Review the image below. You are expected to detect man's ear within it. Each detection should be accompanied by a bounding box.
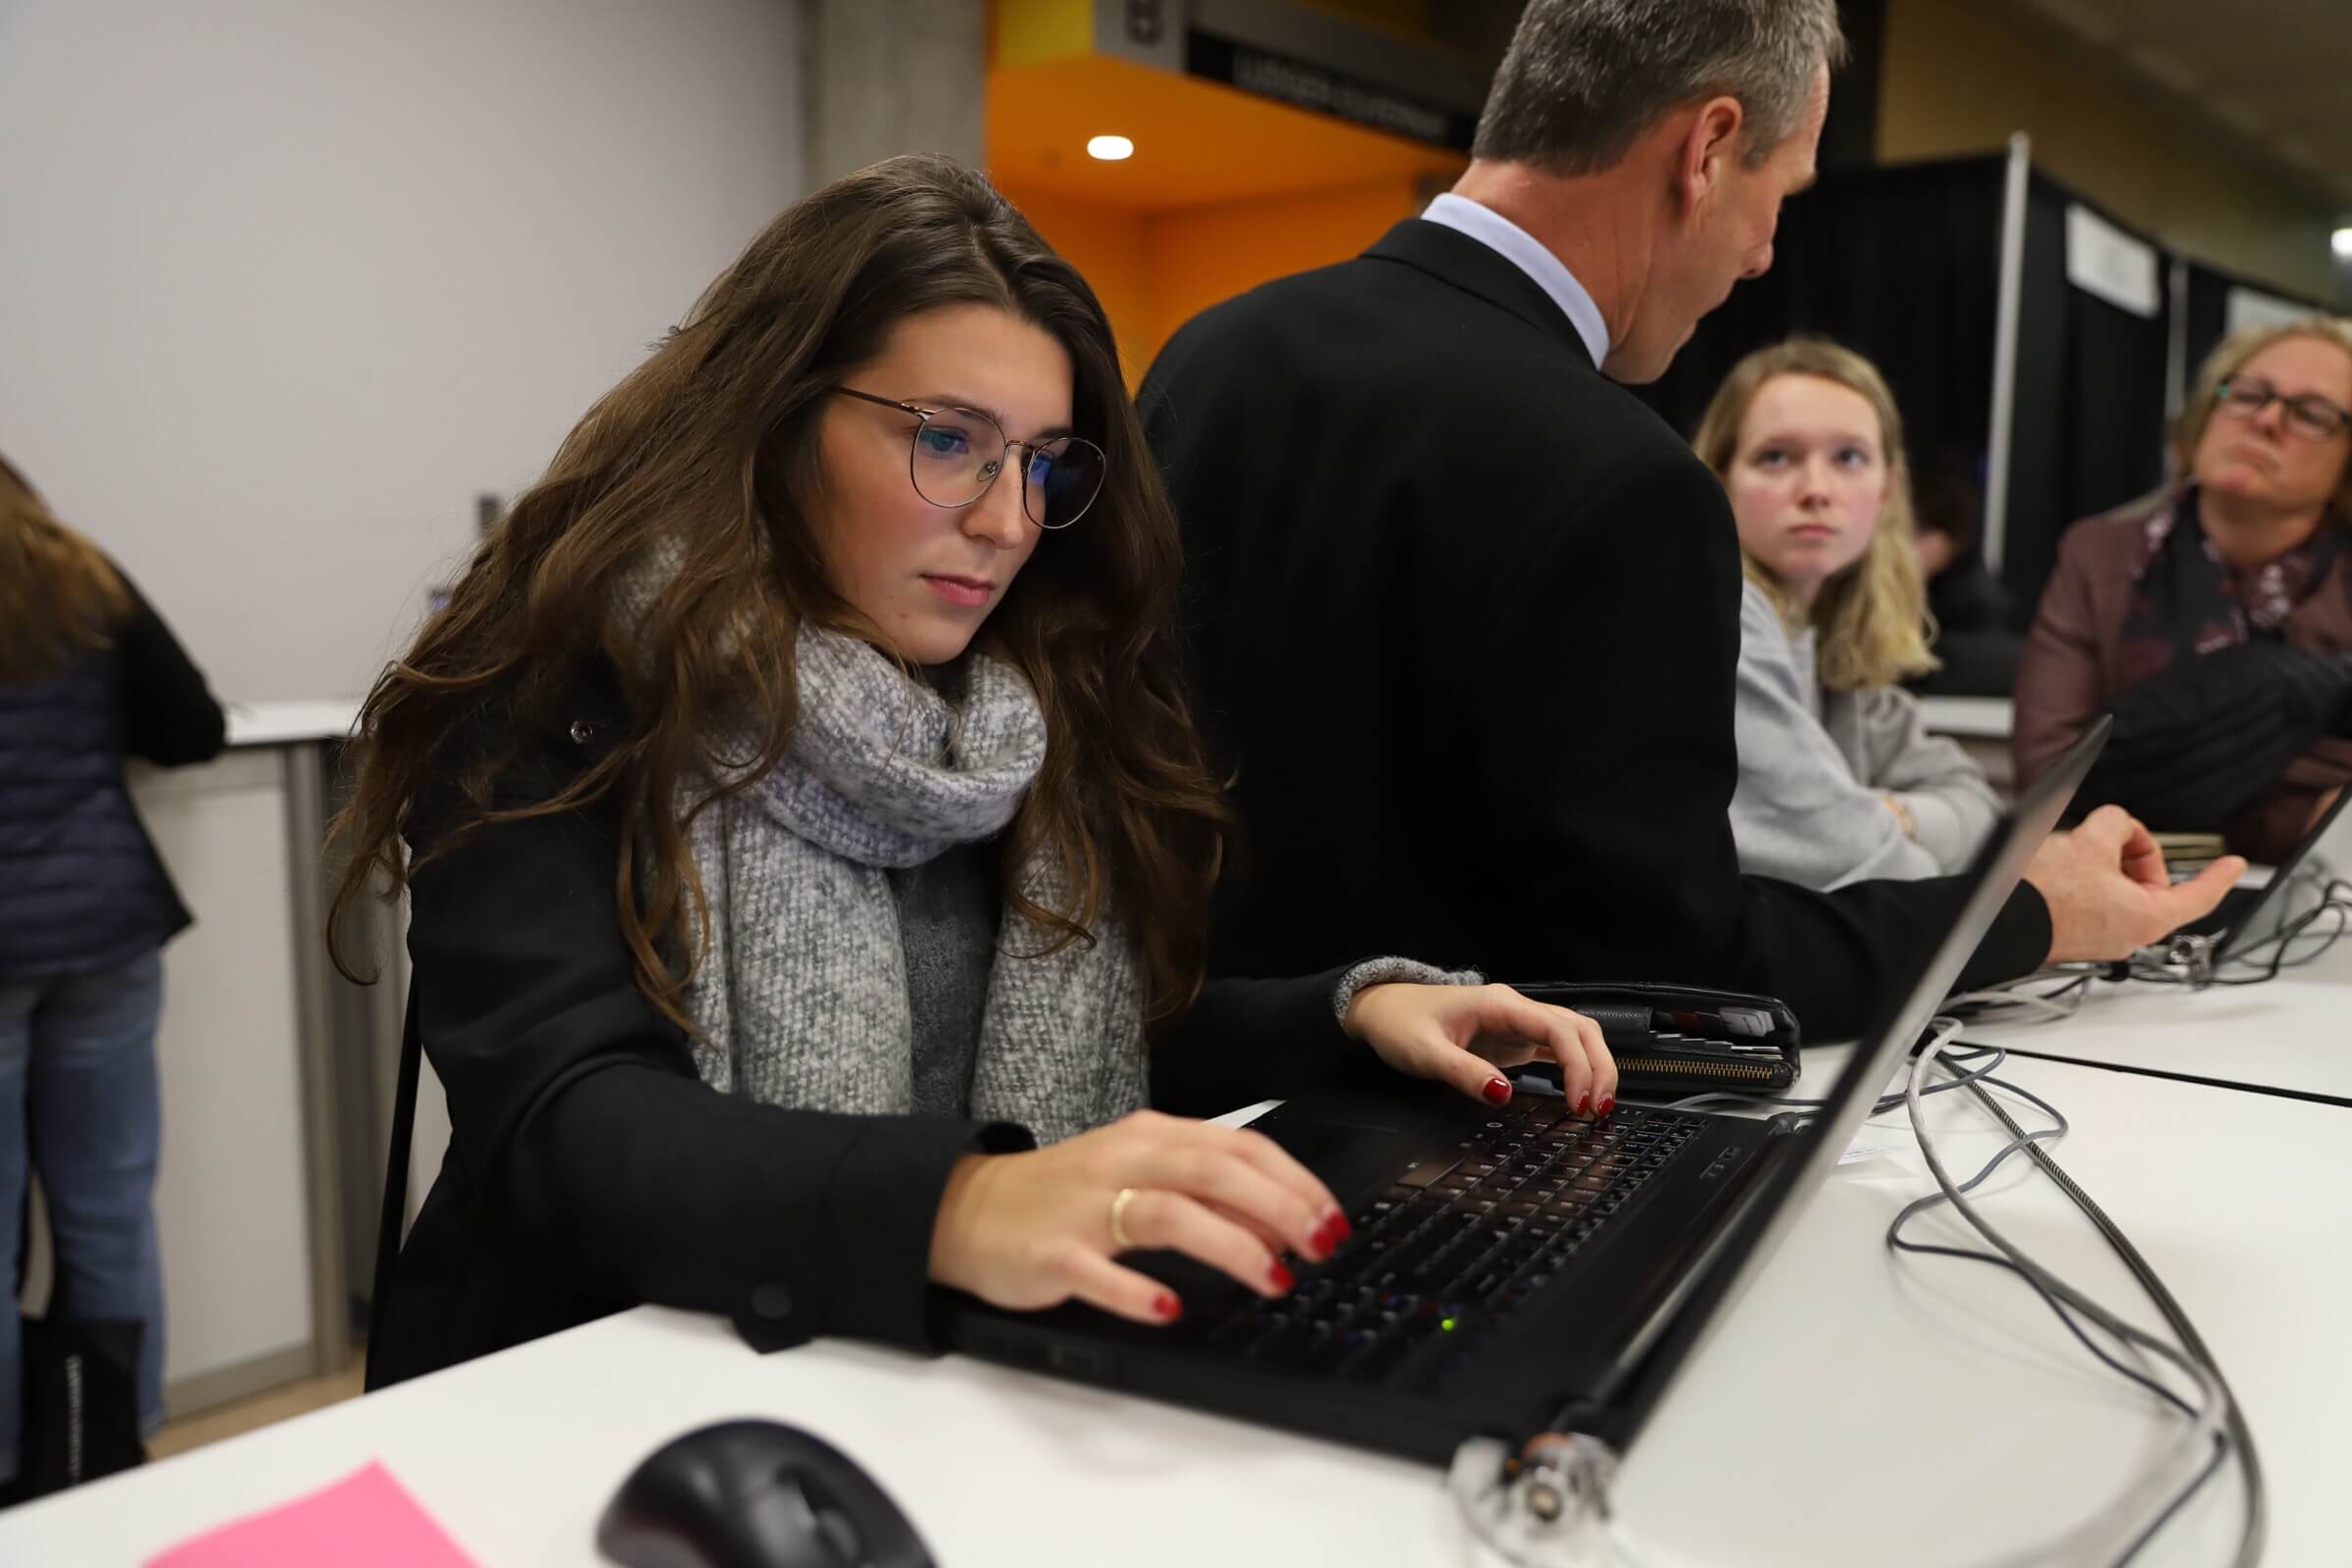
[1676,94,1747,218]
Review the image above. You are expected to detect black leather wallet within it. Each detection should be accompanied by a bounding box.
[1507,980,1801,1098]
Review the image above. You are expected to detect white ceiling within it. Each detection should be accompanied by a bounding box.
[2011,0,2352,208]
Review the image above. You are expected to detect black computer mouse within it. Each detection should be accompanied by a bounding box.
[596,1418,937,1568]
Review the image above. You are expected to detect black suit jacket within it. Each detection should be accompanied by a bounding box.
[367,662,1374,1389]
[1140,219,2050,1040]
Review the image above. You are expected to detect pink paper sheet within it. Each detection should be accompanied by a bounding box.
[146,1460,478,1568]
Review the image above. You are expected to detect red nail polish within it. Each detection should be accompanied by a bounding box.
[1578,1092,1592,1115]
[1311,1212,1350,1256]
[1267,1261,1296,1294]
[1153,1291,1182,1321]
[1483,1076,1512,1105]
[1599,1095,1616,1117]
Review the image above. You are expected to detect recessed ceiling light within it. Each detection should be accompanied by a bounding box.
[1087,135,1134,162]
[2332,226,2352,260]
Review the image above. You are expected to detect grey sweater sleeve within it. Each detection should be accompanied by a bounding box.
[1728,582,1943,889]
[1834,684,2002,875]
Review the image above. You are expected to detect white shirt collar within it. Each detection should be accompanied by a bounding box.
[1419,192,1612,369]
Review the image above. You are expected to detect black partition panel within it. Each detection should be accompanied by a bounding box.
[2001,174,2172,625]
[1634,156,2002,466]
[1630,157,2006,621]
[1626,156,2186,634]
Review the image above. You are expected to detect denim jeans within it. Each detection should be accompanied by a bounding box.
[0,952,168,1482]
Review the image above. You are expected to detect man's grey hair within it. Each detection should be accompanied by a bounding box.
[1472,0,1846,175]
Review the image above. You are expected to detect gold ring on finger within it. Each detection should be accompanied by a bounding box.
[1109,1186,1141,1250]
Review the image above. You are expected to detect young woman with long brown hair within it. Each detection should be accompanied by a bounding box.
[1692,338,1999,890]
[335,156,1615,1387]
[1,453,224,1498]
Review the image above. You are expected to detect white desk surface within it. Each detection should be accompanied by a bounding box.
[3,1054,2340,1567]
[1915,695,2014,740]
[1966,918,2352,1102]
[222,698,361,749]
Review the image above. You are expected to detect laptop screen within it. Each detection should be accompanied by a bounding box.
[1762,714,2109,1226]
[1593,714,2111,1447]
[2213,780,2352,961]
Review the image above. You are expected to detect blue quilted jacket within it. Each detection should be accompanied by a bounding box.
[0,567,224,982]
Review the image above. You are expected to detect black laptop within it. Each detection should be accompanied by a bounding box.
[945,719,2110,1466]
[2175,781,2352,960]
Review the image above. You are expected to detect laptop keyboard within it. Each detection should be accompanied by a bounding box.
[1199,1099,1706,1392]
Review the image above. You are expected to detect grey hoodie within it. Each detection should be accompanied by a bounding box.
[1729,581,1999,890]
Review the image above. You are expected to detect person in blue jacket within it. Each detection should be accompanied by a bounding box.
[0,451,225,1497]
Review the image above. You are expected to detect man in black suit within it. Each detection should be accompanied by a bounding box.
[1142,0,2237,1041]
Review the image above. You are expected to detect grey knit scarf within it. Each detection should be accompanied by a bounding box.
[679,626,1145,1145]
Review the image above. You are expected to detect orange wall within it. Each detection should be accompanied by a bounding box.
[993,179,1152,384]
[1002,177,1428,386]
[1143,178,1423,367]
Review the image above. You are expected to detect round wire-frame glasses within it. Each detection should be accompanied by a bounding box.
[833,387,1107,529]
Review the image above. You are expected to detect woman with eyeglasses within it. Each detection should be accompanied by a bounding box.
[2015,318,2352,860]
[337,156,1615,1389]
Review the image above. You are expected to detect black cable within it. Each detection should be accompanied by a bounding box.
[2126,884,2352,989]
[1700,1053,2212,1424]
[1885,1052,2259,1562]
[1886,1076,2201,1424]
[1946,1063,2266,1565]
[1683,1044,2166,1416]
[1941,967,2099,1022]
[1945,884,2352,1020]
[2116,1435,2230,1568]
[2211,894,2349,980]
[1864,1045,2004,1115]
[1695,1029,2265,1559]
[1896,1236,2202,1424]
[1894,1054,2238,1562]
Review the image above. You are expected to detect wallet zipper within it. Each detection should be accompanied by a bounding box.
[1614,1055,1784,1083]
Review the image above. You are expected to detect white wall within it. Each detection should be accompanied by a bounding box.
[0,0,804,702]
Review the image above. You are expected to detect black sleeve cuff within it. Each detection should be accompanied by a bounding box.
[732,1118,1035,1355]
[1956,882,2055,992]
[1150,962,1371,1116]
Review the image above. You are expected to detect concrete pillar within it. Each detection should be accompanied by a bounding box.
[801,0,988,187]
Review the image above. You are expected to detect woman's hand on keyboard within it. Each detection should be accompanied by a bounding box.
[1345,983,1618,1116]
[926,1110,1347,1326]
